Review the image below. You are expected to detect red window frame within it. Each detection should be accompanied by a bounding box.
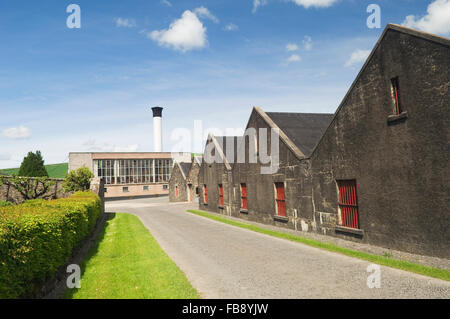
[240,183,247,210]
[203,185,208,204]
[175,186,178,197]
[274,182,286,217]
[391,77,403,115]
[219,184,224,206]
[337,180,360,229]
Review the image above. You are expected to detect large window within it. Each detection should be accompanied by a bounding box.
[94,159,172,185]
[96,160,115,185]
[155,159,172,182]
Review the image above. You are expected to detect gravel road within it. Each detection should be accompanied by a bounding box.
[106,198,449,299]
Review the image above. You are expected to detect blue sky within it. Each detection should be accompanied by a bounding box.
[0,0,449,168]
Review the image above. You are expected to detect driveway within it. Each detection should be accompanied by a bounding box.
[106,198,450,299]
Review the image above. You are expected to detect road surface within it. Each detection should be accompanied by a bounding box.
[106,197,449,299]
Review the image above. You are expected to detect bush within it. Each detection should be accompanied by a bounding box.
[0,192,101,299]
[63,166,94,193]
[0,201,12,207]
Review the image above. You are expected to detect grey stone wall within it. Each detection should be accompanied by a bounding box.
[169,164,188,202]
[310,28,450,258]
[187,161,200,202]
[0,177,69,204]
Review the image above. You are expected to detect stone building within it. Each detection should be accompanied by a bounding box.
[197,24,450,258]
[198,135,238,214]
[308,24,450,258]
[169,156,202,203]
[187,156,201,202]
[198,109,333,227]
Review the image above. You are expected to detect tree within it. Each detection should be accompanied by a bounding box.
[18,151,48,177]
[0,175,56,202]
[63,166,94,193]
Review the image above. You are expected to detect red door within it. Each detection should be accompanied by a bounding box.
[275,182,286,217]
[337,180,359,229]
[241,184,247,210]
[219,184,224,206]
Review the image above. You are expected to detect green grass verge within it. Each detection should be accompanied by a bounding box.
[66,213,199,299]
[0,163,68,179]
[187,209,450,282]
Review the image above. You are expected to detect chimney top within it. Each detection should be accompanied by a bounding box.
[152,106,163,118]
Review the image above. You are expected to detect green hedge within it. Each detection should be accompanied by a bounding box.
[0,192,101,298]
[0,201,12,207]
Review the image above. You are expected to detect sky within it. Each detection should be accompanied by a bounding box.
[0,0,449,168]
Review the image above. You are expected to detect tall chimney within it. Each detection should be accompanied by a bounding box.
[152,107,163,152]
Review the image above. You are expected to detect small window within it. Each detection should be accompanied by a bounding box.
[143,186,149,191]
[104,188,108,193]
[203,185,208,204]
[391,77,403,115]
[240,183,247,210]
[163,184,168,190]
[337,180,360,229]
[195,187,199,195]
[218,184,224,207]
[123,187,129,193]
[274,182,286,217]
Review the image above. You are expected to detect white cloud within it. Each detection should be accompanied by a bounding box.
[224,23,239,31]
[345,49,371,67]
[303,36,313,50]
[2,125,31,139]
[286,54,302,64]
[161,0,172,7]
[253,0,268,13]
[402,0,450,35]
[149,10,207,52]
[194,7,219,23]
[286,43,300,52]
[115,18,137,28]
[290,0,338,8]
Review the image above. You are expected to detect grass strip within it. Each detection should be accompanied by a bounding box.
[66,213,199,299]
[187,209,450,282]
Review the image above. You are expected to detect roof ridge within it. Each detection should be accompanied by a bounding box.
[387,24,450,46]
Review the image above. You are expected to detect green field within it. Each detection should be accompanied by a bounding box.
[66,213,199,299]
[0,163,68,179]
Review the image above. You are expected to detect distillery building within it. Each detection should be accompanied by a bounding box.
[69,107,190,199]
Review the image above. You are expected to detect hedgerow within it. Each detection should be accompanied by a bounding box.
[0,192,101,299]
[0,201,12,207]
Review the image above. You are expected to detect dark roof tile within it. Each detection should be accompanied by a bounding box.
[266,112,334,157]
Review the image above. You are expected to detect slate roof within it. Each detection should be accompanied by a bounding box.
[265,112,334,157]
[178,162,192,179]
